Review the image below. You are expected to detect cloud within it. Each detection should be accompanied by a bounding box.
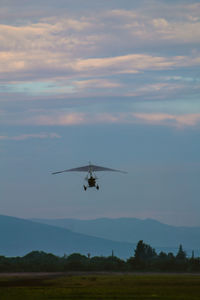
[135,2,200,22]
[1,112,125,126]
[0,133,61,141]
[151,18,200,43]
[0,51,172,79]
[133,113,200,127]
[73,79,121,89]
[0,8,200,84]
[34,113,86,126]
[127,82,181,95]
[10,112,200,128]
[107,6,200,44]
[33,112,131,126]
[73,54,178,73]
[0,1,200,126]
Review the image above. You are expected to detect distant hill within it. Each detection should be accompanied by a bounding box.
[32,217,200,255]
[0,215,135,258]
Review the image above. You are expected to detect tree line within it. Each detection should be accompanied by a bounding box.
[0,240,200,272]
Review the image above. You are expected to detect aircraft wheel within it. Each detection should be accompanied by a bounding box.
[96,185,99,190]
[83,185,87,191]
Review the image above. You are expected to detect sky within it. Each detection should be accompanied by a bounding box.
[1,0,200,226]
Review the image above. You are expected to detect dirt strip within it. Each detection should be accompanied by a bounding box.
[1,271,200,278]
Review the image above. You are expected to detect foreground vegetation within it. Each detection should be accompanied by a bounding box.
[0,240,200,273]
[1,273,200,299]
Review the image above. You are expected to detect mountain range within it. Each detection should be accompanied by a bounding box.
[0,215,134,258]
[1,214,200,258]
[32,217,200,256]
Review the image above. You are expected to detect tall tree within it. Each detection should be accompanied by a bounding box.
[134,240,157,261]
[176,244,186,260]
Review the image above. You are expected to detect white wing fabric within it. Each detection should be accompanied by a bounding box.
[52,164,127,174]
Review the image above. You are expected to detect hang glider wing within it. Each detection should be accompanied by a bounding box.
[89,164,127,173]
[52,164,127,174]
[52,165,92,174]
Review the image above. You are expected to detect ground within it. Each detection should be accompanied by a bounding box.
[0,272,200,299]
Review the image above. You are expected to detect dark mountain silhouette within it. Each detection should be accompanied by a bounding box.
[32,217,200,254]
[0,215,135,258]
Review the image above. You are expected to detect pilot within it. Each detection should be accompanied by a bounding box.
[88,176,95,186]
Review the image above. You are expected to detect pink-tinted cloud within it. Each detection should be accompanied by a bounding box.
[13,112,200,128]
[1,50,191,81]
[21,112,123,126]
[133,113,200,127]
[73,54,193,75]
[73,79,121,89]
[0,10,200,83]
[34,113,87,126]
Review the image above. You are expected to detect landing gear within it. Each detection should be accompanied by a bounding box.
[83,184,99,190]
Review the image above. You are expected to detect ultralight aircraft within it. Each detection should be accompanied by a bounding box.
[52,163,126,190]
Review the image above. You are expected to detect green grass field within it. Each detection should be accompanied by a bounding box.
[0,273,200,300]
